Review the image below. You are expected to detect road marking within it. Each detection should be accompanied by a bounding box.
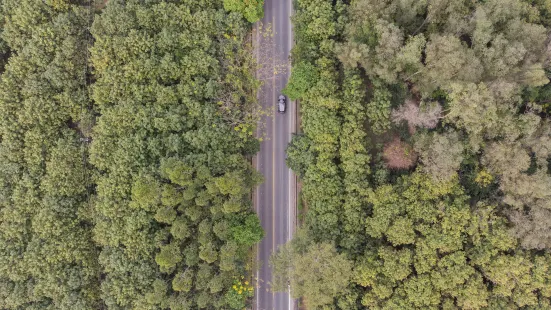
[271,14,277,307]
[253,21,261,310]
[286,0,294,309]
[254,1,296,309]
[287,0,295,308]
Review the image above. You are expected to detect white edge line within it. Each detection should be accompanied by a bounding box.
[288,0,294,308]
[253,22,261,310]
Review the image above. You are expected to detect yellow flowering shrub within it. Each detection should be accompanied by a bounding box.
[475,169,494,188]
[225,276,254,309]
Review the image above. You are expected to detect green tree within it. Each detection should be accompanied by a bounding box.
[0,1,100,308]
[343,0,549,95]
[156,243,182,269]
[224,0,264,22]
[482,141,551,209]
[89,1,263,308]
[366,84,392,134]
[359,173,551,308]
[271,241,353,309]
[286,134,316,178]
[172,270,195,292]
[230,213,264,246]
[284,0,551,308]
[414,130,464,181]
[283,61,319,100]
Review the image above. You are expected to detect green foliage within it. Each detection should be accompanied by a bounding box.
[343,0,549,95]
[286,134,316,178]
[155,243,182,269]
[279,0,551,308]
[88,1,262,309]
[230,213,264,246]
[271,240,354,308]
[0,1,262,309]
[224,277,254,309]
[145,279,168,306]
[131,175,161,210]
[359,174,551,308]
[292,0,346,61]
[284,0,362,247]
[524,0,551,27]
[414,130,465,182]
[339,70,372,251]
[171,216,191,240]
[172,269,194,292]
[160,158,193,187]
[283,61,319,100]
[0,1,100,308]
[224,0,264,22]
[482,140,551,210]
[523,82,551,113]
[366,83,392,134]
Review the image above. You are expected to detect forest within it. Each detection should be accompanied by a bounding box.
[274,0,551,309]
[0,0,264,309]
[2,0,551,309]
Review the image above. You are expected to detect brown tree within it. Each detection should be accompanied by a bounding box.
[509,207,551,250]
[392,99,442,133]
[382,137,417,169]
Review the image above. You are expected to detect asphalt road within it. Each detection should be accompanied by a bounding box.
[253,0,296,309]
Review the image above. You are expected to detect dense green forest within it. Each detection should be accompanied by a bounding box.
[4,0,551,309]
[0,0,264,309]
[275,0,551,309]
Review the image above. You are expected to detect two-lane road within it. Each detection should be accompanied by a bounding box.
[253,0,296,309]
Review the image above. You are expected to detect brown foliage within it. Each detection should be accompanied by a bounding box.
[94,0,109,10]
[392,99,442,133]
[382,137,417,169]
[509,207,551,250]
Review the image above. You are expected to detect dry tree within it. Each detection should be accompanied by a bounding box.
[391,99,442,133]
[382,137,417,169]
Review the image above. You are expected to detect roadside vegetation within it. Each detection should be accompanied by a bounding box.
[0,0,264,309]
[273,0,551,309]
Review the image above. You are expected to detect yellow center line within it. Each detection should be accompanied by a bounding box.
[271,14,277,308]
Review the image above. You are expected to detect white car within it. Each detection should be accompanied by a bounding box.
[278,95,286,113]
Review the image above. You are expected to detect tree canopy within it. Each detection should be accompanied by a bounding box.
[0,1,99,308]
[279,0,551,308]
[90,1,262,308]
[0,0,263,309]
[223,0,264,22]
